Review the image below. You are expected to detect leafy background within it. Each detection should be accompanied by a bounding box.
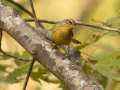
[0,0,120,90]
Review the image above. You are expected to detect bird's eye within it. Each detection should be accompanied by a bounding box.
[65,19,75,25]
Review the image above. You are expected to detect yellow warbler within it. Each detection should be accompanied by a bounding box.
[51,19,75,45]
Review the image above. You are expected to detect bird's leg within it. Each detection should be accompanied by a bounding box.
[63,45,81,65]
[61,45,71,59]
[51,44,74,60]
[51,42,58,49]
[51,44,70,59]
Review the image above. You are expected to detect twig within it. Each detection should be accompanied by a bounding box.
[23,0,43,89]
[76,22,120,33]
[29,0,44,28]
[25,18,120,33]
[23,58,35,90]
[0,29,2,49]
[6,0,33,17]
[0,29,29,62]
[0,49,30,62]
[6,0,44,28]
[6,0,120,33]
[25,19,58,24]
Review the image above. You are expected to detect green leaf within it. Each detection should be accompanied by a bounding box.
[14,51,32,66]
[81,62,107,88]
[105,32,120,36]
[5,63,30,83]
[0,65,8,71]
[0,65,10,82]
[95,50,120,81]
[0,71,6,82]
[31,64,60,83]
[4,0,24,13]
[0,53,11,60]
[106,16,120,28]
[21,51,32,59]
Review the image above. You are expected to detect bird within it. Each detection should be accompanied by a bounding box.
[51,19,75,45]
[51,19,81,60]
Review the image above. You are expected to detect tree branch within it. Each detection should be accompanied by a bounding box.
[25,18,120,33]
[0,1,103,90]
[6,0,33,17]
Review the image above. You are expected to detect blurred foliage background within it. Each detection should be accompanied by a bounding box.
[0,0,120,90]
